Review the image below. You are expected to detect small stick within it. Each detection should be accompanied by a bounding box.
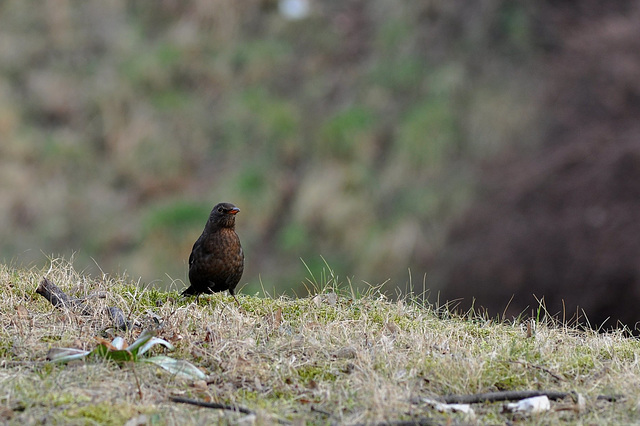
[597,394,624,402]
[169,396,254,415]
[353,420,438,426]
[505,360,565,382]
[170,397,291,425]
[440,390,570,404]
[128,362,143,400]
[310,406,332,416]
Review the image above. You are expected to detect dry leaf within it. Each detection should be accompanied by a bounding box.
[273,307,282,327]
[334,347,357,359]
[0,406,14,421]
[204,327,217,343]
[385,321,400,335]
[312,293,338,307]
[95,337,123,351]
[191,380,208,390]
[325,292,337,306]
[16,305,29,318]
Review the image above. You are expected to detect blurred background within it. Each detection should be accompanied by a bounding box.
[1,0,639,329]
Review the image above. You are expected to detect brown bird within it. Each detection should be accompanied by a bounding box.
[182,202,244,306]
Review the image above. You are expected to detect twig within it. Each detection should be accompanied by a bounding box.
[310,405,332,416]
[78,291,109,300]
[128,362,143,400]
[597,394,624,402]
[505,360,565,382]
[169,396,254,415]
[440,390,570,404]
[353,420,439,426]
[169,396,292,425]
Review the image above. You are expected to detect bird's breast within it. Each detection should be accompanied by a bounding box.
[200,229,241,267]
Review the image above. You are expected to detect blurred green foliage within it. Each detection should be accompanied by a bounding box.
[0,0,542,295]
[320,106,375,160]
[143,201,210,238]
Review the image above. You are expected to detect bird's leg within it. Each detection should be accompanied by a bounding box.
[230,290,241,307]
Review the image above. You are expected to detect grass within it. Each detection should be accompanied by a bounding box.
[1,259,639,424]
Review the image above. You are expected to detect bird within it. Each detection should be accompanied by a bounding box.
[182,202,244,306]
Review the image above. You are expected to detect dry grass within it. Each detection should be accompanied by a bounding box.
[1,259,640,425]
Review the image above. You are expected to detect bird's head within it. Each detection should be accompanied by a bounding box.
[208,202,240,228]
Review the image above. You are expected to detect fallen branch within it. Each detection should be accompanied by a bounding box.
[36,277,130,330]
[36,277,92,315]
[441,390,571,404]
[107,306,130,331]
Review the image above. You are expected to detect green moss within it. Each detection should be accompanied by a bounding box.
[296,365,337,383]
[610,341,640,362]
[16,388,91,407]
[506,338,539,361]
[236,388,260,402]
[461,323,492,339]
[34,362,58,380]
[570,354,597,373]
[487,366,529,390]
[390,314,421,332]
[63,402,142,425]
[314,306,340,323]
[0,339,14,358]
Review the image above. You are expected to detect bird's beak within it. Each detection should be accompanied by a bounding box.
[229,207,240,215]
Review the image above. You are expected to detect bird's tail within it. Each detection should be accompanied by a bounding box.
[181,286,197,296]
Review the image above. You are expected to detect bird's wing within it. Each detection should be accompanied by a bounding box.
[188,235,204,268]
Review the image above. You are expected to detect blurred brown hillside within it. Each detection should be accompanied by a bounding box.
[0,0,543,294]
[435,1,640,331]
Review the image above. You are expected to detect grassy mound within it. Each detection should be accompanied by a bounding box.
[1,259,638,424]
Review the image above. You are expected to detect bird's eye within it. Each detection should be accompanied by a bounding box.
[217,207,224,213]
